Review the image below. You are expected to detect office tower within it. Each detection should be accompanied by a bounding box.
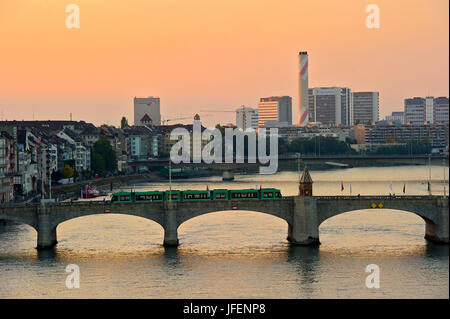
[433,97,449,124]
[259,96,292,124]
[404,96,449,125]
[351,92,379,125]
[236,106,258,130]
[298,51,309,127]
[404,97,426,125]
[308,87,351,126]
[134,96,161,126]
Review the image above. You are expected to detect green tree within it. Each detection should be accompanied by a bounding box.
[61,164,74,178]
[92,138,117,174]
[120,116,128,128]
[91,152,106,175]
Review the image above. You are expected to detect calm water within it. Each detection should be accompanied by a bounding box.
[0,166,448,298]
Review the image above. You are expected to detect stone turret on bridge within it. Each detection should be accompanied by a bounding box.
[287,167,320,245]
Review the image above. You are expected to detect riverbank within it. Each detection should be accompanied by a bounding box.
[51,172,163,200]
[49,159,444,199]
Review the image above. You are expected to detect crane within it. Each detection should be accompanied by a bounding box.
[200,105,254,130]
[161,114,212,125]
[161,116,192,125]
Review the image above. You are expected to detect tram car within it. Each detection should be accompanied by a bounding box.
[110,188,282,203]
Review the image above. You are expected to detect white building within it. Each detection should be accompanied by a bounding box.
[134,96,161,126]
[236,106,258,130]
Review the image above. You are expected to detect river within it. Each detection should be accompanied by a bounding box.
[0,165,448,298]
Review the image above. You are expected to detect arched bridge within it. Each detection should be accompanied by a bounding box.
[0,195,448,249]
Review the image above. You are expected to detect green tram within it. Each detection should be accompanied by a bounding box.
[110,188,282,203]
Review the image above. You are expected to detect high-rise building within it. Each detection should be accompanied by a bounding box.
[433,97,449,124]
[298,52,309,127]
[259,96,292,124]
[134,97,161,126]
[308,87,351,127]
[404,97,426,125]
[257,101,279,127]
[236,106,258,130]
[351,92,379,125]
[404,96,449,125]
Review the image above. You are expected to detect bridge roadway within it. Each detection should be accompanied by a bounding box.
[0,195,448,249]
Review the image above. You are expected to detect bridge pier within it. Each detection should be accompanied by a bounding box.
[287,197,320,246]
[163,201,179,246]
[424,197,449,244]
[36,206,57,250]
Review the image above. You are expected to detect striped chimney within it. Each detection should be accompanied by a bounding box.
[298,51,309,127]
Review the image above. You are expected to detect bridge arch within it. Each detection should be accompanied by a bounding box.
[176,207,292,228]
[51,210,165,230]
[54,213,164,247]
[317,207,436,228]
[0,211,37,231]
[177,209,289,244]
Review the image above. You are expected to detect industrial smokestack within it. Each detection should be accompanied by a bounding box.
[298,51,309,127]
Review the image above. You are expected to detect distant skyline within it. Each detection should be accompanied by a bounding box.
[0,0,448,127]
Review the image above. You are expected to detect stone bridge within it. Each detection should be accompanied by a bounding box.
[0,195,448,249]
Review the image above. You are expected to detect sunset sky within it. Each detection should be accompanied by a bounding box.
[0,0,448,127]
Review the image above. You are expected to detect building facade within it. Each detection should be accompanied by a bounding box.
[364,123,449,149]
[259,96,292,125]
[404,96,449,125]
[308,87,351,127]
[236,106,258,131]
[351,91,379,125]
[134,96,161,126]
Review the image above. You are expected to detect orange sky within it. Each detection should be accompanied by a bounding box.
[0,0,448,127]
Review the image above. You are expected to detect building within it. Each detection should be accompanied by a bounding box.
[134,96,161,126]
[259,96,292,125]
[124,126,156,159]
[353,124,366,144]
[298,51,309,127]
[57,128,91,172]
[236,106,258,131]
[0,131,15,203]
[351,92,379,125]
[385,111,404,124]
[364,123,449,150]
[308,87,351,127]
[257,101,278,127]
[257,97,293,127]
[433,97,449,124]
[404,96,449,125]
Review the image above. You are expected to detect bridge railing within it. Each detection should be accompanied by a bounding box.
[313,195,443,200]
